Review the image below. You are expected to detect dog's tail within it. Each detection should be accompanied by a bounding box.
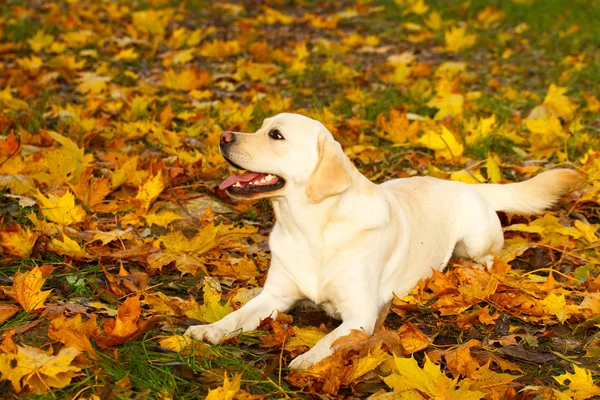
[473,169,580,215]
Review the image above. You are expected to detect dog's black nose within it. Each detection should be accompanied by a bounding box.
[220,131,235,145]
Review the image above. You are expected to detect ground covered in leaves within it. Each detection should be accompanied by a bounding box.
[0,0,599,398]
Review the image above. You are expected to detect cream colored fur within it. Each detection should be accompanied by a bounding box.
[185,113,579,370]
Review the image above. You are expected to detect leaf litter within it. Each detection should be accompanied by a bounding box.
[0,0,599,398]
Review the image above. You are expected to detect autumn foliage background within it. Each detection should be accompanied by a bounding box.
[0,0,600,398]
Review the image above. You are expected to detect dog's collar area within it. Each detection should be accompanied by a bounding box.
[219,171,285,195]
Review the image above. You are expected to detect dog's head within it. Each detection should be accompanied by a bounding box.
[219,113,352,203]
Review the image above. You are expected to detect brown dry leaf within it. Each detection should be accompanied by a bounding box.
[212,257,261,281]
[287,352,347,395]
[258,313,294,347]
[428,339,482,378]
[5,267,52,312]
[103,265,149,297]
[346,329,409,358]
[0,305,19,325]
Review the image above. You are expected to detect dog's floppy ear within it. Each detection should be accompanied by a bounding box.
[306,133,352,204]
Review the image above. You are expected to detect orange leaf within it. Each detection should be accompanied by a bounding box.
[48,314,99,359]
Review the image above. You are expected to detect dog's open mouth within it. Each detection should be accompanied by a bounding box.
[219,171,285,195]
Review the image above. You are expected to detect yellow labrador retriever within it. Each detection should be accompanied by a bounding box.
[185,113,578,369]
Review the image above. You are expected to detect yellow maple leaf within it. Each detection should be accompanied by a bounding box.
[376,109,420,144]
[48,233,93,259]
[543,83,577,121]
[46,130,88,184]
[445,26,476,52]
[206,373,242,400]
[142,292,181,316]
[384,355,484,399]
[6,267,52,312]
[284,326,327,352]
[424,10,443,30]
[486,153,502,183]
[158,335,195,353]
[583,93,600,112]
[427,93,464,120]
[36,190,87,225]
[134,171,164,213]
[198,40,241,58]
[114,48,138,61]
[0,346,81,394]
[76,72,111,94]
[180,281,233,323]
[162,68,210,91]
[553,366,600,400]
[524,115,570,158]
[132,9,166,36]
[16,55,44,70]
[346,346,388,383]
[541,293,580,323]
[144,211,185,228]
[111,156,140,189]
[417,126,464,160]
[289,41,309,75]
[581,293,600,315]
[0,226,38,258]
[50,54,86,71]
[27,31,54,52]
[398,322,431,354]
[402,0,429,15]
[259,7,295,24]
[476,6,505,28]
[462,362,520,391]
[465,114,497,145]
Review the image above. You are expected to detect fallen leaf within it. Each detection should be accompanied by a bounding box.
[6,267,52,312]
[0,346,81,394]
[0,305,19,325]
[36,190,87,226]
[384,355,484,399]
[180,281,233,324]
[553,365,600,400]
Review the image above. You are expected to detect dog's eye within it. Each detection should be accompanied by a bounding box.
[268,129,284,140]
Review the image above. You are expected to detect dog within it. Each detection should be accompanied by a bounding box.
[185,113,579,369]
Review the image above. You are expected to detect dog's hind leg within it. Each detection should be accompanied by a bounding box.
[454,202,504,269]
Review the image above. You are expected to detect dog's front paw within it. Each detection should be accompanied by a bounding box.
[289,347,330,370]
[184,323,229,344]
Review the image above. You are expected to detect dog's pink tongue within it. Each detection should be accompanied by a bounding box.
[219,172,261,190]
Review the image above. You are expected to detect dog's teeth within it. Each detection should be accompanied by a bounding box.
[266,174,274,180]
[233,182,242,187]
